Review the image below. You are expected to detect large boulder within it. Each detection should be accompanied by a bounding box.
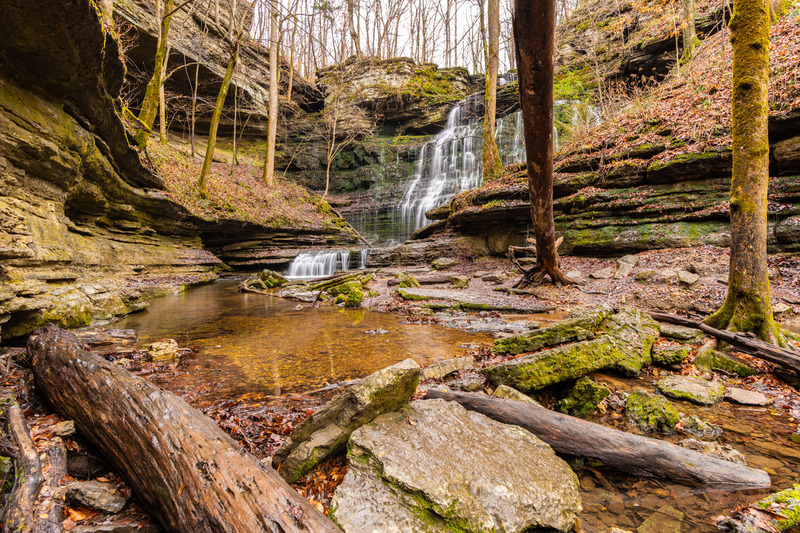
[484,307,659,392]
[330,399,581,532]
[272,359,420,483]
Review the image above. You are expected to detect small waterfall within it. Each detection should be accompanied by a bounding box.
[286,250,368,280]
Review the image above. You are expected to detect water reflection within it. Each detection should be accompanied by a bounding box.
[114,281,491,399]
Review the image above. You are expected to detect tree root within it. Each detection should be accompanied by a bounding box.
[508,242,579,288]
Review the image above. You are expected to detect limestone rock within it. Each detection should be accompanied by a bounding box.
[492,384,542,405]
[558,377,610,418]
[634,270,657,282]
[431,257,458,270]
[694,349,756,377]
[446,373,485,392]
[679,439,746,465]
[614,255,638,278]
[654,269,677,284]
[652,345,689,366]
[146,339,180,361]
[677,270,700,287]
[53,420,76,437]
[656,375,724,405]
[421,357,475,380]
[449,275,470,288]
[659,323,702,341]
[678,414,722,439]
[258,269,288,288]
[61,481,127,513]
[625,390,680,434]
[590,267,614,279]
[725,387,769,406]
[637,505,683,533]
[330,400,581,532]
[485,307,659,391]
[272,359,420,483]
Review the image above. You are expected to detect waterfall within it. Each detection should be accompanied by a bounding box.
[286,250,368,280]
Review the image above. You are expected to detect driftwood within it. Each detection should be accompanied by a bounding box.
[647,311,800,374]
[33,437,67,533]
[2,392,43,533]
[28,325,339,533]
[426,390,771,487]
[74,329,138,347]
[387,274,452,286]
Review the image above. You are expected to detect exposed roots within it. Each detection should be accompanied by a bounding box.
[704,298,787,348]
[508,245,578,288]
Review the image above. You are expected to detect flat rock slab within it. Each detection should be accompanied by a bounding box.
[272,358,420,483]
[421,357,474,380]
[656,375,724,405]
[725,387,770,406]
[397,288,555,313]
[330,399,581,532]
[59,481,127,513]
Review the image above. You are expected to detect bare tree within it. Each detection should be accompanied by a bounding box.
[262,0,280,186]
[482,0,502,181]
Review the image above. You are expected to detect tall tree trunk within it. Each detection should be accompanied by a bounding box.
[514,0,573,285]
[158,46,169,144]
[287,17,297,101]
[681,0,699,62]
[262,0,279,186]
[347,0,361,55]
[705,0,782,344]
[198,45,238,199]
[482,0,503,182]
[135,0,174,148]
[190,61,199,157]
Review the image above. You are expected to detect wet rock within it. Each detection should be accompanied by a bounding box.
[449,275,470,288]
[330,400,581,532]
[272,358,420,483]
[431,257,458,270]
[60,481,127,513]
[590,267,614,279]
[625,390,680,434]
[651,345,689,366]
[53,420,76,437]
[678,414,722,439]
[558,377,610,418]
[492,384,542,405]
[677,270,700,287]
[421,357,474,380]
[493,304,613,355]
[679,439,746,465]
[146,339,180,361]
[656,375,724,405]
[694,349,756,377]
[637,505,683,533]
[725,387,769,406]
[659,323,701,341]
[345,288,364,307]
[258,269,288,288]
[364,329,388,335]
[485,307,659,392]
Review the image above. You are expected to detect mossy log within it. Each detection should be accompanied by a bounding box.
[647,311,800,373]
[27,325,339,533]
[426,390,770,487]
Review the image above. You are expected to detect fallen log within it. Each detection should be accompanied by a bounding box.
[28,325,339,533]
[426,390,771,487]
[73,329,138,348]
[647,311,800,374]
[33,437,67,533]
[2,391,43,533]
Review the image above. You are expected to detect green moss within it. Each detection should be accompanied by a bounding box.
[756,485,800,530]
[397,274,421,288]
[652,345,689,366]
[694,349,756,377]
[345,288,364,307]
[494,305,611,355]
[558,377,610,418]
[625,390,680,434]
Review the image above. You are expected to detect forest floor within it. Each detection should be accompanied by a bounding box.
[5,245,800,530]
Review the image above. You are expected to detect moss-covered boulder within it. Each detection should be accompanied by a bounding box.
[329,280,364,296]
[258,269,288,288]
[345,288,364,307]
[431,257,458,270]
[656,375,724,405]
[678,415,722,439]
[694,349,757,377]
[493,304,613,356]
[397,273,421,288]
[558,377,610,418]
[272,358,421,483]
[484,307,659,391]
[652,345,689,366]
[718,485,800,532]
[625,390,680,434]
[449,275,470,289]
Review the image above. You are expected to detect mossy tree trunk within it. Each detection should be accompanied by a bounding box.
[482,0,502,182]
[134,0,174,148]
[198,43,238,199]
[705,0,783,344]
[262,0,279,187]
[681,0,700,62]
[513,0,573,285]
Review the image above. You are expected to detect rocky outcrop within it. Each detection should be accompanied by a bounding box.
[330,399,581,532]
[272,359,420,483]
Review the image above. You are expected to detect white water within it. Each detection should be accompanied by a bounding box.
[287,250,368,280]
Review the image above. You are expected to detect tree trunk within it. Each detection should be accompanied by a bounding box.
[158,49,168,144]
[3,394,43,533]
[262,1,279,187]
[198,45,237,199]
[426,390,771,487]
[347,0,361,55]
[514,0,573,285]
[482,0,503,182]
[27,325,339,533]
[135,0,174,148]
[705,0,782,344]
[681,0,699,62]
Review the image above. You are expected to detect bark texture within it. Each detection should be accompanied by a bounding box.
[3,398,43,533]
[705,0,782,344]
[28,325,339,533]
[426,390,771,487]
[514,0,572,285]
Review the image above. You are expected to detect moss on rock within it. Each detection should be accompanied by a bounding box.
[652,345,690,366]
[625,390,680,434]
[558,377,610,418]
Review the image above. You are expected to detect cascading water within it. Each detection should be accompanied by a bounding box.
[286,250,368,280]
